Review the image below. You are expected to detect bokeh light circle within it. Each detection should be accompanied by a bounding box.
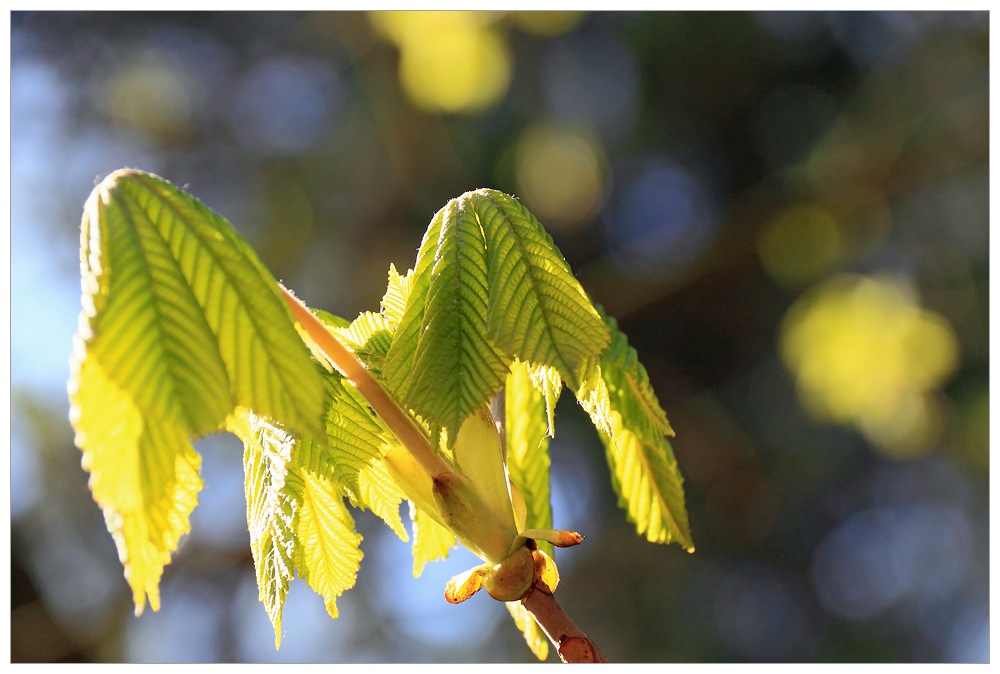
[514,124,605,231]
[603,157,718,276]
[232,56,342,157]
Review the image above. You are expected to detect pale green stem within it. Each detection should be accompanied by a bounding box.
[280,285,451,479]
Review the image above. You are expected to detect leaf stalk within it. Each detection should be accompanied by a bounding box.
[281,285,451,480]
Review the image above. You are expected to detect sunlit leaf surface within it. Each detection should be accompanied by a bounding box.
[574,314,693,551]
[69,170,325,615]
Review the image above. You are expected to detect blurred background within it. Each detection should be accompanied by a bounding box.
[9,11,989,663]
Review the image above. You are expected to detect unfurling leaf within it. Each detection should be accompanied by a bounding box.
[380,263,414,329]
[69,170,325,615]
[384,189,610,445]
[532,549,559,592]
[505,359,555,556]
[444,565,489,604]
[386,198,510,443]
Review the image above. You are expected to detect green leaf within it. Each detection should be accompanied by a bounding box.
[232,408,365,648]
[69,169,325,614]
[506,601,549,661]
[382,206,444,400]
[317,371,407,540]
[573,316,693,551]
[234,409,297,649]
[505,360,554,556]
[409,502,457,578]
[386,196,511,442]
[380,263,414,329]
[329,311,394,383]
[600,313,675,442]
[291,445,365,622]
[471,189,610,390]
[600,417,693,550]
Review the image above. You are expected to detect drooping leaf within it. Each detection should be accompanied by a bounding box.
[506,601,549,661]
[233,409,297,649]
[600,416,692,549]
[312,369,406,540]
[573,316,693,551]
[291,450,365,621]
[69,169,325,615]
[395,197,511,442]
[600,313,675,442]
[471,189,610,390]
[409,501,457,578]
[526,361,562,437]
[232,408,366,648]
[72,356,202,616]
[505,360,554,556]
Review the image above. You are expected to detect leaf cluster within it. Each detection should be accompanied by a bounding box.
[68,170,692,658]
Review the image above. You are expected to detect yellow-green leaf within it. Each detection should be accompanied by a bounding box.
[409,501,456,578]
[600,412,692,550]
[383,206,445,400]
[600,312,674,442]
[233,408,367,648]
[573,316,693,551]
[472,189,610,390]
[72,356,202,615]
[381,263,414,329]
[315,371,406,539]
[292,469,364,621]
[233,409,297,649]
[329,311,394,383]
[391,196,511,442]
[452,405,518,536]
[69,170,325,615]
[506,601,549,661]
[505,360,554,556]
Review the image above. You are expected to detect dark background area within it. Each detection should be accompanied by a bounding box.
[10,11,989,663]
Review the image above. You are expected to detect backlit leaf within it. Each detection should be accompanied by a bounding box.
[506,601,549,661]
[409,501,457,578]
[69,169,324,615]
[573,316,693,551]
[328,311,394,383]
[381,263,414,329]
[383,206,444,400]
[472,189,610,389]
[292,464,364,621]
[396,196,511,442]
[232,408,366,646]
[505,360,554,556]
[600,414,692,550]
[313,370,407,540]
[233,409,297,649]
[600,312,674,442]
